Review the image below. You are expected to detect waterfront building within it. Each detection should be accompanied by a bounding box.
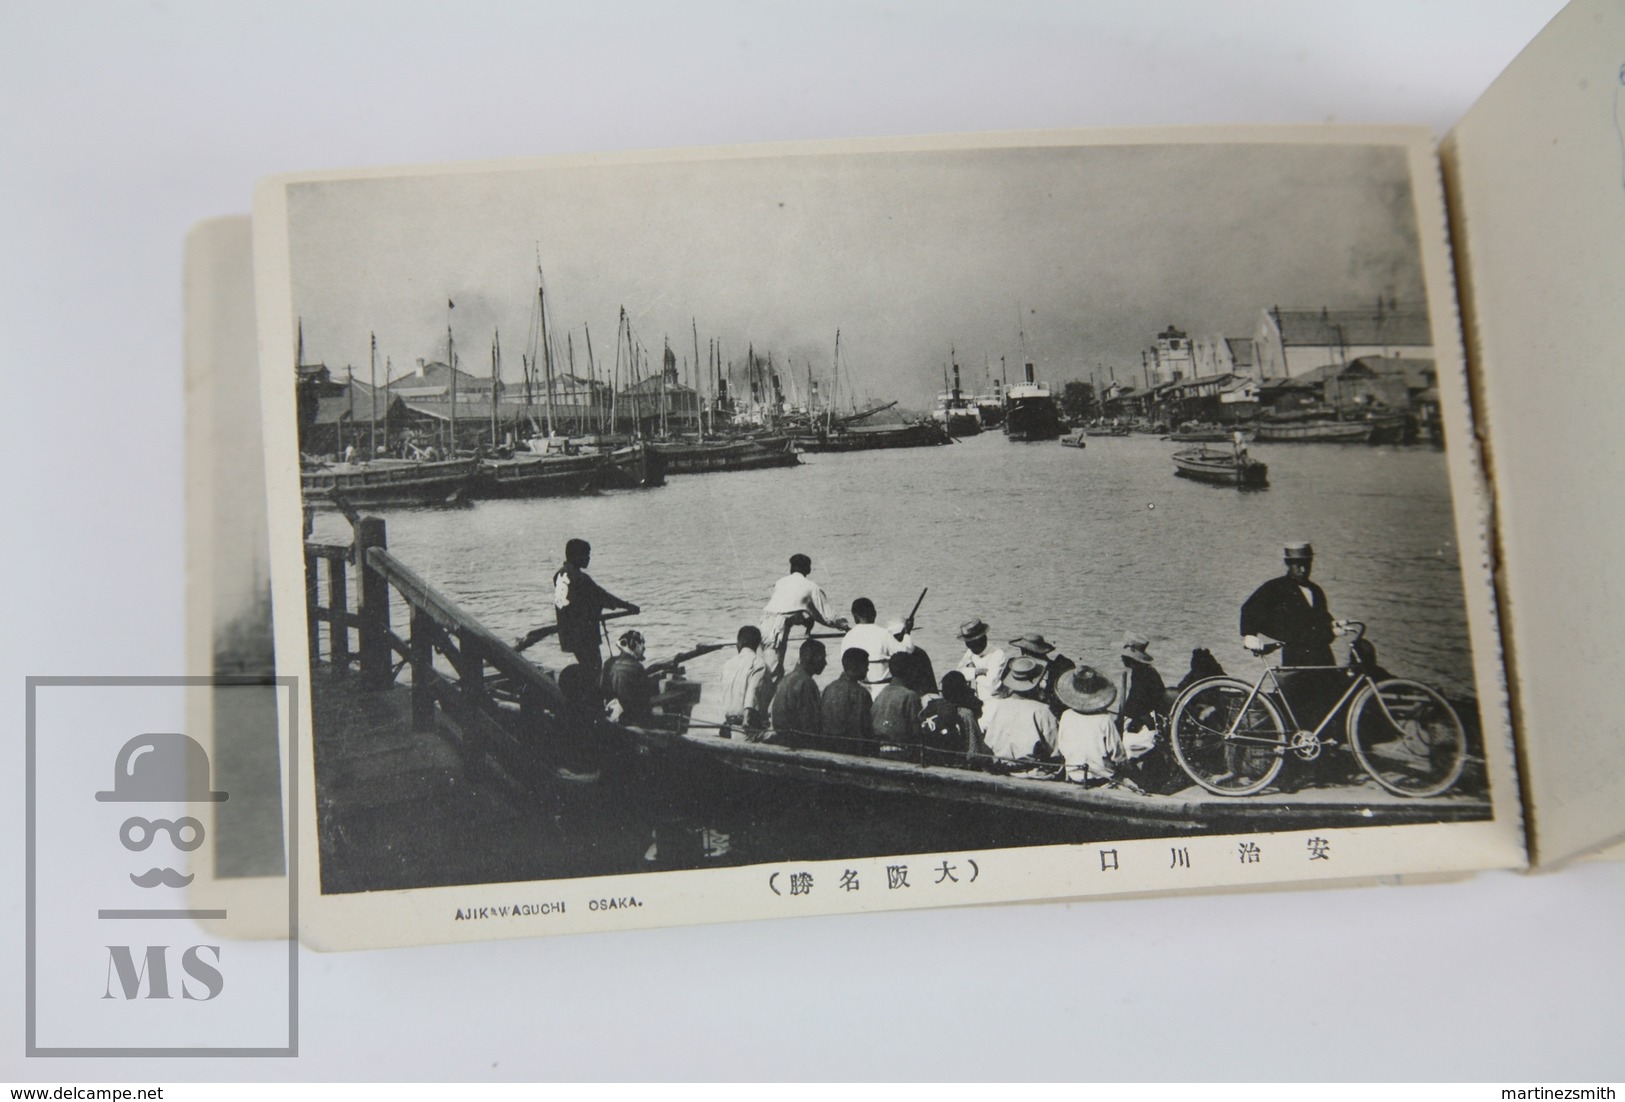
[1252,302,1432,380]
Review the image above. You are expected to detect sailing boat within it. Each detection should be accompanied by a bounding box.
[475,266,609,498]
[796,330,953,452]
[298,320,478,509]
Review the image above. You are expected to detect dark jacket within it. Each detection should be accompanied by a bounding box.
[768,666,822,747]
[1240,574,1335,666]
[819,674,875,756]
[553,562,616,656]
[872,682,923,753]
[1119,662,1168,734]
[601,653,652,724]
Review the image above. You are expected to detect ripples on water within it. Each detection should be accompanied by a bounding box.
[311,434,1483,722]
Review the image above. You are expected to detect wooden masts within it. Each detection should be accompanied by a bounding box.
[447,300,457,455]
[369,331,378,458]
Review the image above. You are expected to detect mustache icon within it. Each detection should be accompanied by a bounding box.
[130,867,194,888]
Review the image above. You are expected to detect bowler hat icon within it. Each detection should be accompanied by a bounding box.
[96,733,229,803]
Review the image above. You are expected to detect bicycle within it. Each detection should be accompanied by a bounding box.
[1167,621,1468,798]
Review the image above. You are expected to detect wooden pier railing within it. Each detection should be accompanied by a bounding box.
[305,513,572,791]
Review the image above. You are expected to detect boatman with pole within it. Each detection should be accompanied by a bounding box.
[758,553,849,673]
[553,538,640,685]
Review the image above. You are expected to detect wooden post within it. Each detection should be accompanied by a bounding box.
[356,516,391,690]
[304,548,321,664]
[410,607,436,732]
[328,554,349,671]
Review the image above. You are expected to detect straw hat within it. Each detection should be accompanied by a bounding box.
[1008,632,1057,656]
[956,618,989,641]
[1283,541,1314,561]
[1003,655,1047,692]
[1056,665,1119,714]
[1121,633,1154,665]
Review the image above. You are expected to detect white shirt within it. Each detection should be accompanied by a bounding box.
[957,645,1008,703]
[1054,709,1120,782]
[718,646,771,721]
[761,572,838,620]
[842,623,898,697]
[982,695,1058,761]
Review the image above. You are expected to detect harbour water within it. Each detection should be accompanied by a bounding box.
[310,433,1482,723]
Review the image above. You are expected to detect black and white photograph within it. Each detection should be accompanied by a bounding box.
[13,0,1625,1085]
[254,130,1519,947]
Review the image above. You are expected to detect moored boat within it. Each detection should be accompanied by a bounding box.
[474,453,602,498]
[652,433,801,473]
[1172,446,1269,488]
[798,420,953,452]
[1254,420,1373,443]
[1003,358,1063,442]
[301,458,478,509]
[931,358,984,437]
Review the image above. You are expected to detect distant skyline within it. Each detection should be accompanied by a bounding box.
[285,139,1430,409]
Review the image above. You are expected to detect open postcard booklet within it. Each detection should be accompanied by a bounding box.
[186,0,1625,950]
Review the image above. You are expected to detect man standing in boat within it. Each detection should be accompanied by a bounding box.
[554,538,640,684]
[1240,541,1338,667]
[759,553,849,674]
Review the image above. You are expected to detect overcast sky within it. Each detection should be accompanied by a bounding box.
[284,137,1429,407]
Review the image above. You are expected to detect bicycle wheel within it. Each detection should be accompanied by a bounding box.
[1347,678,1467,797]
[1168,677,1287,796]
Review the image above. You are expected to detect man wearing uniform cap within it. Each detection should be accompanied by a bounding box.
[1240,542,1340,667]
[953,617,1007,704]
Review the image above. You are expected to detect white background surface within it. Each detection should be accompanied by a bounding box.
[3,0,1621,1083]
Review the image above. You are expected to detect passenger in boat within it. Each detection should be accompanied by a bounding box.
[1240,542,1337,667]
[981,655,1060,764]
[887,619,938,696]
[1118,633,1168,737]
[819,647,875,756]
[718,625,775,739]
[953,619,1007,704]
[553,538,641,684]
[601,629,653,725]
[766,638,826,749]
[1008,632,1077,717]
[552,663,605,782]
[872,652,923,759]
[918,670,990,767]
[1051,665,1142,789]
[759,553,850,674]
[841,599,898,700]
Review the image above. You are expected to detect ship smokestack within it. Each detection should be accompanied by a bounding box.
[1024,362,1035,385]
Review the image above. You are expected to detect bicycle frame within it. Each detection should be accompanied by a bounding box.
[1229,665,1373,756]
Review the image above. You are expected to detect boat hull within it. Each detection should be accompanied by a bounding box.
[797,422,953,452]
[1004,397,1064,441]
[1254,420,1374,443]
[301,459,477,509]
[474,455,602,498]
[652,435,801,473]
[1172,447,1269,488]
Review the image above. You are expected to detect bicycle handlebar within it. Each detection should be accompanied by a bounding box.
[1246,620,1368,659]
